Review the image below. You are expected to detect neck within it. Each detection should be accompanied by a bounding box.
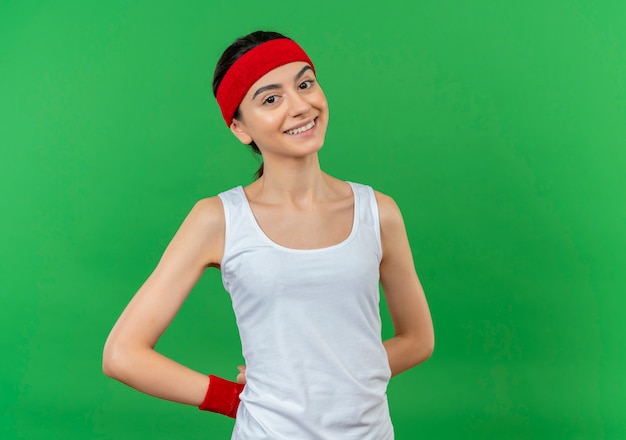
[248,154,329,204]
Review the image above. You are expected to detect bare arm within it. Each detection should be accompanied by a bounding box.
[376,191,434,376]
[102,197,226,406]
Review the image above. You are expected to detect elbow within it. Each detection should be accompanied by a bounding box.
[413,333,435,366]
[102,353,116,379]
[421,336,435,362]
[102,338,128,380]
[102,343,117,378]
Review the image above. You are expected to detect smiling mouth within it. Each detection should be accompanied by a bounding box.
[285,118,316,135]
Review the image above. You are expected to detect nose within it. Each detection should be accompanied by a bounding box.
[286,90,311,118]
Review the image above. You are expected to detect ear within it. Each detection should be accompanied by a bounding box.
[230,119,253,145]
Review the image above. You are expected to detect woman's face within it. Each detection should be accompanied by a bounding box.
[230,61,329,162]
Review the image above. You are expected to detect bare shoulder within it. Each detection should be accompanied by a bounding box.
[175,196,225,267]
[373,190,405,229]
[188,196,225,229]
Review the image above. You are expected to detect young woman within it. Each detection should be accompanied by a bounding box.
[103,30,434,439]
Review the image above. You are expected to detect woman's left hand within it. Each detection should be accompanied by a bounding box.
[237,365,247,384]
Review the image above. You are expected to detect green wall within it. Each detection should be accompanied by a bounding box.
[2,1,624,438]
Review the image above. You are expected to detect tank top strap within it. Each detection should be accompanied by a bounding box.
[217,185,246,227]
[348,181,383,260]
[218,186,261,256]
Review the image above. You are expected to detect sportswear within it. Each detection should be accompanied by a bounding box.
[218,182,393,440]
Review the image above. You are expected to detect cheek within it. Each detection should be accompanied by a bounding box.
[247,111,284,136]
[314,91,329,113]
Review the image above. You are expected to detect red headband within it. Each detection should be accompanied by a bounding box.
[216,38,315,126]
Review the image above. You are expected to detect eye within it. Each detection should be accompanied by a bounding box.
[298,79,315,90]
[263,95,278,105]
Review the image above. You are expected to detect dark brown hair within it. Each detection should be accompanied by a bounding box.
[213,30,288,179]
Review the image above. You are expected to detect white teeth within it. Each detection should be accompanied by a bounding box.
[286,120,315,135]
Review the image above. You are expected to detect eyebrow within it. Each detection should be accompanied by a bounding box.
[251,65,313,100]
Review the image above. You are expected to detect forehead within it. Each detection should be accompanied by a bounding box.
[244,61,313,98]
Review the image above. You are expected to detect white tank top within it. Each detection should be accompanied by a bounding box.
[219,181,394,440]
